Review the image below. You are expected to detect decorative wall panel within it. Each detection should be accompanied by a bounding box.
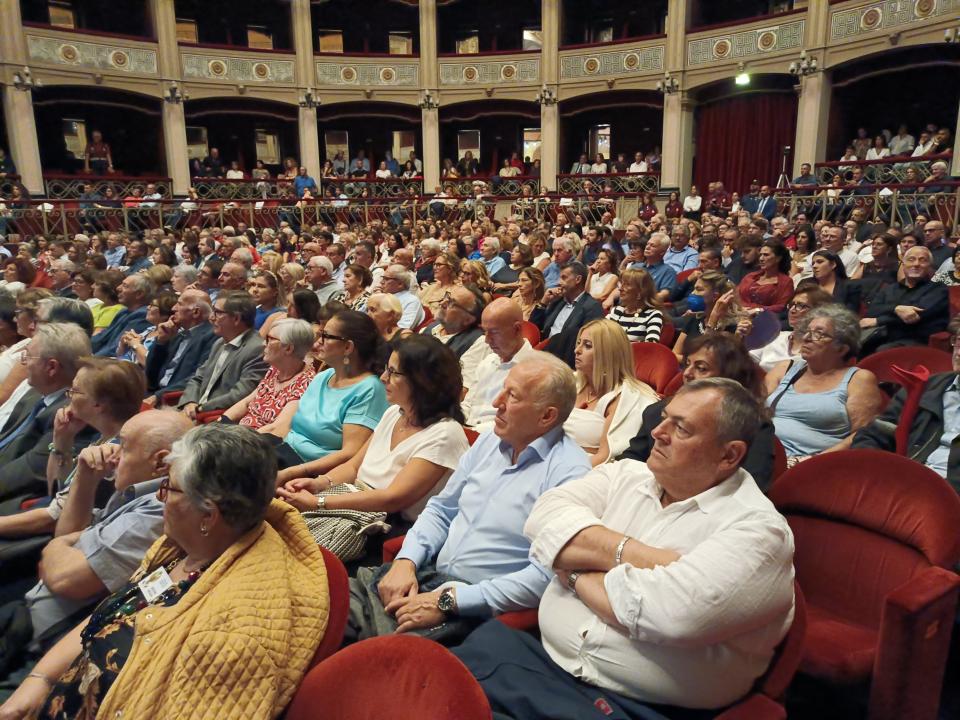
[27,35,158,75]
[315,62,419,86]
[559,45,664,79]
[687,20,804,66]
[830,0,958,41]
[182,53,295,83]
[439,58,539,86]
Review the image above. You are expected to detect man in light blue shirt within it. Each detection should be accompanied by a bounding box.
[632,232,677,301]
[543,236,576,289]
[663,228,699,274]
[480,237,506,277]
[381,264,424,329]
[345,353,591,644]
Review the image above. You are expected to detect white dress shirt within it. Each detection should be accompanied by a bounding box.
[462,340,536,430]
[628,161,648,173]
[524,461,795,709]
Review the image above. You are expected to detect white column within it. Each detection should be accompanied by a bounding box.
[1,0,43,195]
[291,0,321,178]
[952,98,960,178]
[540,103,559,191]
[539,0,560,190]
[150,0,191,194]
[792,71,831,176]
[421,107,440,192]
[419,0,440,190]
[660,92,695,194]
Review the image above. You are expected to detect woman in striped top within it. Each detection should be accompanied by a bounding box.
[606,267,664,342]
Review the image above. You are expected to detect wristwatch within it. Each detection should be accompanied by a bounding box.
[437,587,458,616]
[316,495,326,510]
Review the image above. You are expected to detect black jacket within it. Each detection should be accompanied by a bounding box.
[618,399,777,492]
[852,372,958,494]
[145,322,217,398]
[864,278,949,346]
[831,278,862,314]
[530,293,604,368]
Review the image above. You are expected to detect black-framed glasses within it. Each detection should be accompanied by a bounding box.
[441,292,473,315]
[65,387,85,399]
[157,477,184,502]
[318,331,349,343]
[383,366,405,381]
[787,302,811,312]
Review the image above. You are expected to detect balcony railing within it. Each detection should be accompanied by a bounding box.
[42,174,173,200]
[438,176,540,198]
[557,172,660,196]
[813,154,952,185]
[0,175,21,198]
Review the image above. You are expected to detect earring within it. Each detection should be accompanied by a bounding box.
[343,356,350,367]
[200,522,209,536]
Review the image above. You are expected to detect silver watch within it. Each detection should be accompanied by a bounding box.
[316,495,326,509]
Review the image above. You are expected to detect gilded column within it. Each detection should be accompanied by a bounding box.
[790,1,830,176]
[538,0,560,190]
[659,0,693,194]
[292,0,321,179]
[150,0,191,195]
[0,0,43,195]
[419,0,440,191]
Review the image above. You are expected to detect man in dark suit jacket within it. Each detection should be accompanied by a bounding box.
[49,259,78,299]
[91,274,153,357]
[178,292,268,421]
[145,289,217,402]
[0,323,94,503]
[530,261,603,368]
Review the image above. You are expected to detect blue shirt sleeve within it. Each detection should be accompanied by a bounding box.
[342,377,389,430]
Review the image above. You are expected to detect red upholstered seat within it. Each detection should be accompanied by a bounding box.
[857,346,953,389]
[630,342,680,395]
[662,372,683,397]
[520,320,540,345]
[287,635,492,720]
[309,546,349,666]
[658,320,675,348]
[769,449,960,720]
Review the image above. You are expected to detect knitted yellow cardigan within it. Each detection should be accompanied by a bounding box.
[95,499,329,720]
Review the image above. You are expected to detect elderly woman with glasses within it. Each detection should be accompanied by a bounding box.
[764,305,884,465]
[117,292,178,368]
[750,287,834,371]
[419,251,461,317]
[221,318,316,430]
[366,292,411,344]
[270,310,389,486]
[0,424,329,720]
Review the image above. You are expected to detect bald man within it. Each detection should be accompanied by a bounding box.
[462,298,538,430]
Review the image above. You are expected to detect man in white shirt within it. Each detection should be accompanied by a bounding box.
[889,124,915,156]
[799,223,861,279]
[462,299,537,430]
[453,378,796,716]
[627,152,647,174]
[382,264,424,329]
[911,131,935,158]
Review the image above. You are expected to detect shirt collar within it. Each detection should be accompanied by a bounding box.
[649,468,749,514]
[947,375,960,393]
[564,291,584,307]
[121,475,165,502]
[226,329,250,349]
[43,388,67,406]
[499,424,565,467]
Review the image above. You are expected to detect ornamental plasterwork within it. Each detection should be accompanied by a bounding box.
[315,62,419,86]
[181,54,295,83]
[26,35,157,75]
[559,45,664,79]
[829,0,959,41]
[438,58,540,86]
[686,19,804,66]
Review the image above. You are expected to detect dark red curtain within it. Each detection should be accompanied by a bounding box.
[693,91,798,195]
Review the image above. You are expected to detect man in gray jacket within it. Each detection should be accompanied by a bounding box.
[178,292,268,421]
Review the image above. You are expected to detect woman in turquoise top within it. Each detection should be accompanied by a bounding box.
[764,305,883,464]
[269,309,389,485]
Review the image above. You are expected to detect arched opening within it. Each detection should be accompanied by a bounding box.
[310,0,420,55]
[691,74,797,195]
[31,85,163,176]
[439,99,540,177]
[316,101,421,172]
[560,0,667,47]
[436,0,541,55]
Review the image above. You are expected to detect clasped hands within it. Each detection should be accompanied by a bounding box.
[376,559,447,634]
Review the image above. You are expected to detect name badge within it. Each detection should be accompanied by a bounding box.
[138,566,175,603]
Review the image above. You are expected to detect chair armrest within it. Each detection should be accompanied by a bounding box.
[869,566,960,720]
[196,410,223,424]
[161,390,184,407]
[382,535,405,563]
[713,694,785,720]
[496,609,538,631]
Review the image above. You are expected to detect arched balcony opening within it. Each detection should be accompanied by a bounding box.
[560,0,667,48]
[437,0,541,55]
[20,0,152,40]
[311,0,420,56]
[173,0,293,50]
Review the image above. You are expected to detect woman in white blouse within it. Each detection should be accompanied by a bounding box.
[563,319,658,466]
[865,135,890,161]
[682,185,702,220]
[277,335,469,525]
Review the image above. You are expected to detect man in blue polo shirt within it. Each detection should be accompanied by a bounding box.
[293,166,318,198]
[632,232,677,301]
[663,227,698,274]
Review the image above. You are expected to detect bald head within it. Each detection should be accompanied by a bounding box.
[115,410,193,491]
[175,288,212,327]
[481,298,525,362]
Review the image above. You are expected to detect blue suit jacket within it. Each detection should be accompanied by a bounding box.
[145,323,218,398]
[91,306,151,357]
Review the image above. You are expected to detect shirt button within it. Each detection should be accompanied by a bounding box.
[115,711,123,718]
[145,613,153,621]
[143,637,152,645]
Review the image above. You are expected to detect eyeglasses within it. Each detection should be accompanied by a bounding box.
[17,350,42,364]
[801,329,834,343]
[65,387,85,399]
[157,477,184,502]
[212,308,229,317]
[318,331,349,343]
[440,292,473,315]
[787,302,811,312]
[383,366,405,381]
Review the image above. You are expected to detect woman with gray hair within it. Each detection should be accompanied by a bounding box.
[764,304,883,465]
[221,318,317,429]
[0,423,328,720]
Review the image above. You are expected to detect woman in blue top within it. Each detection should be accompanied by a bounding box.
[764,305,883,465]
[270,309,389,485]
[249,269,283,331]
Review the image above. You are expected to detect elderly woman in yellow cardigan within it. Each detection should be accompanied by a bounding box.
[0,424,329,720]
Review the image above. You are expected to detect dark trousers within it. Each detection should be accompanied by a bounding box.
[452,620,713,720]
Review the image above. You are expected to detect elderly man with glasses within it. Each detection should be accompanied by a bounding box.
[381,264,424,329]
[420,286,489,393]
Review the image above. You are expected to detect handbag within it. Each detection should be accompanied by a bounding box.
[301,482,391,562]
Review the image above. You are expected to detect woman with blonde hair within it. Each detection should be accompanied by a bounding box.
[279,262,306,298]
[563,319,657,466]
[606,267,664,343]
[143,264,173,293]
[259,250,284,275]
[671,269,745,356]
[366,292,412,344]
[510,266,545,321]
[458,259,493,304]
[419,251,461,316]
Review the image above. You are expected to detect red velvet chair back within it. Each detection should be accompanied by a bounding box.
[857,347,953,387]
[662,372,683,397]
[520,320,540,346]
[658,321,675,348]
[309,546,350,666]
[630,342,681,395]
[287,635,493,720]
[771,437,787,485]
[769,450,960,628]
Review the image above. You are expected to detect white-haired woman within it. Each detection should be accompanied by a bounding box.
[366,292,411,344]
[221,318,317,429]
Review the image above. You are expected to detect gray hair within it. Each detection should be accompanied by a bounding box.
[309,255,334,274]
[649,232,671,251]
[931,161,948,172]
[167,424,277,533]
[386,264,414,289]
[797,304,861,358]
[126,273,155,301]
[37,297,94,336]
[270,318,315,358]
[676,378,765,446]
[420,239,442,256]
[173,264,199,285]
[51,258,77,273]
[32,322,92,379]
[519,352,577,426]
[231,248,254,268]
[482,237,501,253]
[552,236,575,254]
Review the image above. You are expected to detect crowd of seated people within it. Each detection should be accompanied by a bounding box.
[0,140,957,720]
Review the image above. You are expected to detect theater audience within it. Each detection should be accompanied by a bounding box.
[564,320,657,466]
[510,266,545,322]
[144,289,216,403]
[671,270,741,355]
[805,249,862,313]
[345,353,590,643]
[278,335,469,530]
[0,424,328,720]
[0,290,52,411]
[221,318,316,429]
[177,292,268,420]
[117,292,177,367]
[90,270,127,334]
[454,379,794,715]
[420,285,488,392]
[90,274,153,357]
[341,263,374,312]
[751,288,834,371]
[271,310,389,484]
[419,252,460,317]
[737,241,794,313]
[605,268,663,343]
[531,261,604,368]
[766,305,883,464]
